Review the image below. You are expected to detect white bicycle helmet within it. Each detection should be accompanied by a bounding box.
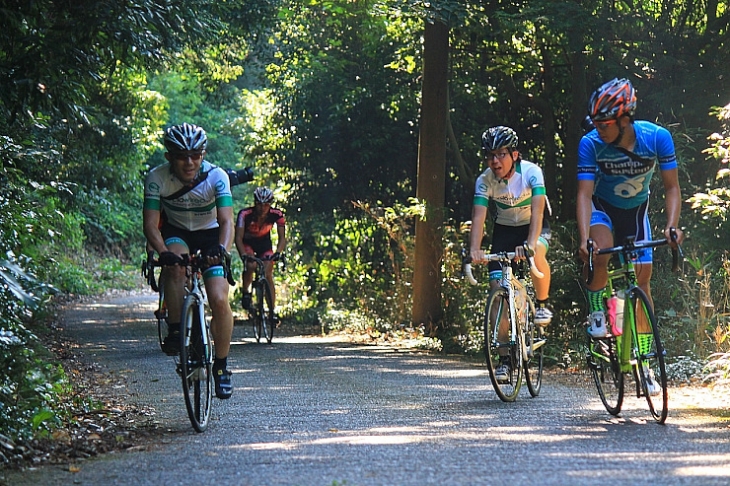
[253,187,274,204]
[164,123,208,152]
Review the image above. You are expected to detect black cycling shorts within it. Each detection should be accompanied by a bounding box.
[161,222,220,256]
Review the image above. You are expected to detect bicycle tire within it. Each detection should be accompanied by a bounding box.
[252,282,263,343]
[484,287,523,402]
[260,279,275,344]
[180,297,213,432]
[524,297,544,397]
[585,330,624,415]
[630,287,668,424]
[155,287,167,350]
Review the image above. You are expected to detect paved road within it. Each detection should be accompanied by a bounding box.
[3,293,730,485]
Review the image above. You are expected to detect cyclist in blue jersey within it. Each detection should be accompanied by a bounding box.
[577,78,684,340]
[470,126,553,383]
[143,123,235,399]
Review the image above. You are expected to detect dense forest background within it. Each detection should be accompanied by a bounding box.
[1,0,728,442]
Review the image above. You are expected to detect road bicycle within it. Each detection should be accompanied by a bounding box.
[143,250,234,432]
[464,246,547,402]
[241,254,284,344]
[584,229,681,424]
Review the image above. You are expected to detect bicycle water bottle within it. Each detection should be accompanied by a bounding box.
[607,291,624,336]
[516,283,528,323]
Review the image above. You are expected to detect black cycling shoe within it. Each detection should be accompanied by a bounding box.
[241,292,252,311]
[214,369,233,399]
[160,330,180,356]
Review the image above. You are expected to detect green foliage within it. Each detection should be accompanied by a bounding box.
[0,255,67,442]
[688,103,730,228]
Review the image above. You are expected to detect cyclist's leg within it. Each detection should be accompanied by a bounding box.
[533,236,551,300]
[158,227,190,354]
[203,269,234,360]
[241,244,256,292]
[584,202,615,337]
[203,269,234,398]
[239,245,256,309]
[161,237,190,324]
[628,202,655,348]
[584,205,614,293]
[264,259,276,310]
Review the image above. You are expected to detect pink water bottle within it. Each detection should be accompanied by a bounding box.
[607,292,624,336]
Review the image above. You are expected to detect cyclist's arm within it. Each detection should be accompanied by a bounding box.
[527,194,545,251]
[660,167,684,244]
[275,223,287,254]
[469,204,488,262]
[576,179,595,262]
[217,206,235,251]
[143,208,167,255]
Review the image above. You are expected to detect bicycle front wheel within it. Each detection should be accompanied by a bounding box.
[180,297,213,432]
[260,280,275,344]
[630,287,668,424]
[524,298,544,397]
[585,332,624,415]
[252,283,263,343]
[484,287,523,402]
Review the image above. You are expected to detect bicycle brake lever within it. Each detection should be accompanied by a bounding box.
[586,239,595,286]
[521,243,544,279]
[669,227,683,273]
[224,252,236,286]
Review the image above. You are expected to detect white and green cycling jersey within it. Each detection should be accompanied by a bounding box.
[143,160,233,232]
[473,159,547,227]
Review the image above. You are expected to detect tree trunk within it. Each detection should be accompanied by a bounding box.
[563,43,588,220]
[412,19,449,328]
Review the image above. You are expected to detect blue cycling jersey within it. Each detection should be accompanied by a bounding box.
[577,120,677,209]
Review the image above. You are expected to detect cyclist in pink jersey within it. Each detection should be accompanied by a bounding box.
[235,187,287,321]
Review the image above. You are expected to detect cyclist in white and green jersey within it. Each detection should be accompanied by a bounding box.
[143,123,235,399]
[469,126,553,383]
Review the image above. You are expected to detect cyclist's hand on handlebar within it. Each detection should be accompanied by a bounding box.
[205,244,229,264]
[272,252,282,261]
[159,251,184,266]
[578,240,594,264]
[469,248,485,264]
[664,226,684,247]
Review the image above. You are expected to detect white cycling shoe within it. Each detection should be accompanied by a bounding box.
[587,311,608,338]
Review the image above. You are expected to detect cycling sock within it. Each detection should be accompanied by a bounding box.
[587,288,605,313]
[638,333,653,356]
[213,356,228,372]
[537,299,548,308]
[166,323,180,336]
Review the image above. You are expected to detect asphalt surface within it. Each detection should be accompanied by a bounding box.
[2,293,730,485]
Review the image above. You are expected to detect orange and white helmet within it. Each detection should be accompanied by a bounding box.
[588,78,637,121]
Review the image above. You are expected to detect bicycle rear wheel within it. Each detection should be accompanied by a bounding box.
[585,331,624,415]
[524,298,544,397]
[630,287,668,424]
[180,298,213,432]
[484,287,523,402]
